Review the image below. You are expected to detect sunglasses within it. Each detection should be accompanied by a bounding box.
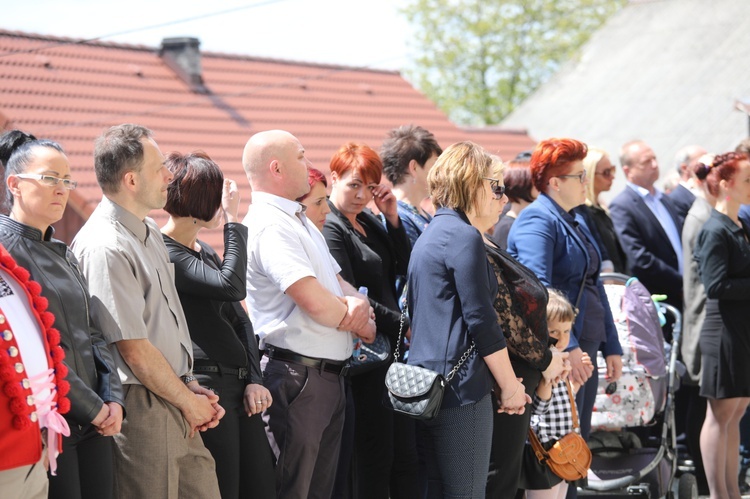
[595,168,616,179]
[555,169,587,184]
[483,177,506,200]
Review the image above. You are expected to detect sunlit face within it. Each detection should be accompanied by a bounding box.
[330,168,377,217]
[593,156,616,195]
[8,146,71,232]
[726,160,750,205]
[301,181,330,231]
[279,136,313,200]
[623,143,659,189]
[472,174,507,233]
[547,318,573,351]
[557,160,587,210]
[134,138,172,212]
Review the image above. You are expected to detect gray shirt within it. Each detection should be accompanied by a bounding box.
[71,197,193,385]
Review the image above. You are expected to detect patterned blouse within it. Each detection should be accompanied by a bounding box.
[485,243,552,370]
[397,200,431,248]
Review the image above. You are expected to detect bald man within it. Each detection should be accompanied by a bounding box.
[241,130,375,499]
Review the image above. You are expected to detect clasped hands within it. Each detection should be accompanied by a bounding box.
[183,383,226,437]
[338,293,376,343]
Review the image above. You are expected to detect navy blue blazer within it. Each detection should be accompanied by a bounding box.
[507,194,620,356]
[667,184,696,224]
[609,186,684,310]
[407,208,507,409]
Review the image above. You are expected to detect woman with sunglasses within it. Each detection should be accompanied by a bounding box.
[407,142,529,498]
[580,148,628,274]
[507,139,622,468]
[0,138,124,499]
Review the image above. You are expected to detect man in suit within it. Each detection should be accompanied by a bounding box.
[609,140,684,312]
[668,144,707,222]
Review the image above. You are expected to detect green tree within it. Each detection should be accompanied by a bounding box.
[402,0,627,125]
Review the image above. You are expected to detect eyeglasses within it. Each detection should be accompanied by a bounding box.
[14,174,78,190]
[555,169,587,184]
[595,168,616,179]
[483,177,506,199]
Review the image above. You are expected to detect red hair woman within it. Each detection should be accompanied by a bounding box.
[694,152,750,499]
[507,138,623,468]
[322,142,415,498]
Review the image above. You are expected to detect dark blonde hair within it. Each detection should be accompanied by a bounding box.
[428,141,497,213]
[546,289,576,324]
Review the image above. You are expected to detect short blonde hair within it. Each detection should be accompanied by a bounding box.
[546,289,576,324]
[428,141,498,213]
[582,147,607,207]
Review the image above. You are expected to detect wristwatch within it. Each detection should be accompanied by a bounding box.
[181,375,197,385]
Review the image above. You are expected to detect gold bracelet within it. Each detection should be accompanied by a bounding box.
[501,383,521,402]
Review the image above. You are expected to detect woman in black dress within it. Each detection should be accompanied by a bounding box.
[322,142,414,499]
[694,151,750,499]
[160,151,276,499]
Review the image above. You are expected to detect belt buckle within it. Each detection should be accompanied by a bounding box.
[238,367,248,379]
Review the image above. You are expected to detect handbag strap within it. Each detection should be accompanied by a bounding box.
[395,288,475,382]
[527,378,580,462]
[564,379,580,431]
[573,277,586,315]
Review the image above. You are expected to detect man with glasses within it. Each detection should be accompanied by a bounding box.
[609,140,684,314]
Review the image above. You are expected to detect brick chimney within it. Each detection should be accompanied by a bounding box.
[159,37,208,94]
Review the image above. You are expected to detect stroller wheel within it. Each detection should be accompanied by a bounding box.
[677,473,698,498]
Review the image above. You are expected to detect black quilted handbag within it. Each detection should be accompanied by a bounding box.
[384,308,474,420]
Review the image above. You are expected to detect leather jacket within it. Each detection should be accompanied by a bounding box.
[0,215,124,427]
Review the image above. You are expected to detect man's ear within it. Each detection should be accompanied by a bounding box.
[122,170,137,192]
[269,159,282,179]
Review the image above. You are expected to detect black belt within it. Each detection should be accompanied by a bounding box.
[265,346,349,376]
[192,360,248,380]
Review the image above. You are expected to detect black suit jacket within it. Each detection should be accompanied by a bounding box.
[609,186,684,310]
[667,183,696,224]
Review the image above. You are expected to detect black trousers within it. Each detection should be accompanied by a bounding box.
[486,359,542,499]
[349,365,395,499]
[48,421,114,499]
[196,370,276,499]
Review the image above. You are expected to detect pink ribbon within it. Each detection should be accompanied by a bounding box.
[28,368,71,475]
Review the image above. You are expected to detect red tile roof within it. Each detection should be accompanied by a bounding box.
[0,29,534,250]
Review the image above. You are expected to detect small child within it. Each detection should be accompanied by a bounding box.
[524,289,592,499]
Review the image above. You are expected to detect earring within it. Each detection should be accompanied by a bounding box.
[193,219,197,225]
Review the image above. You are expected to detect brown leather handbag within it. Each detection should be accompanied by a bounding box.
[528,380,592,481]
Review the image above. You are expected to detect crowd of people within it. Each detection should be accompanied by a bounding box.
[0,122,748,499]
